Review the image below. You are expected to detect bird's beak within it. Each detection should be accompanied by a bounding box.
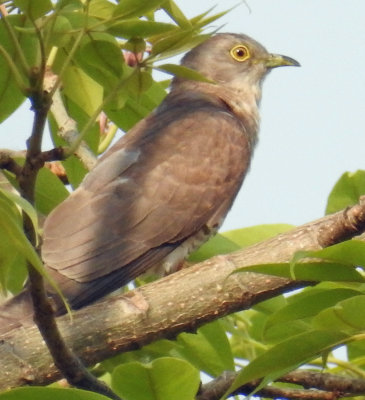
[265,54,300,68]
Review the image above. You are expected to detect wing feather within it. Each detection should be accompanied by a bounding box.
[42,98,252,296]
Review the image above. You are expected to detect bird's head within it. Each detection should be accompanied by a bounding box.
[179,33,299,92]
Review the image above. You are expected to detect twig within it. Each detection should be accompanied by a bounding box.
[198,372,335,400]
[318,196,365,247]
[45,71,97,170]
[283,370,365,395]
[0,149,23,176]
[0,148,67,183]
[17,69,119,400]
[26,267,120,400]
[44,161,68,184]
[197,369,365,400]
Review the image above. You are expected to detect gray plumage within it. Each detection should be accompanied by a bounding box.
[1,33,299,325]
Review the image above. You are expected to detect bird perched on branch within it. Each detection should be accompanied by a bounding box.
[1,33,299,324]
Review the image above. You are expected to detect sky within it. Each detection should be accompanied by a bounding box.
[1,0,365,232]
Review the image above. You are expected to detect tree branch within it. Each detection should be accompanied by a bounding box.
[0,149,23,177]
[0,199,364,391]
[15,71,120,399]
[197,369,365,400]
[45,71,97,171]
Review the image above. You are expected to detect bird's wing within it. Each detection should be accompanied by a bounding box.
[42,100,252,289]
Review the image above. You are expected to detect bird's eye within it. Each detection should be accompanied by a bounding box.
[230,45,250,62]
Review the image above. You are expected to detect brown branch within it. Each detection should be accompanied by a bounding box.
[197,371,345,400]
[197,369,365,400]
[0,199,365,391]
[318,199,365,247]
[282,370,365,395]
[0,148,68,183]
[44,161,68,184]
[0,149,24,177]
[15,74,119,399]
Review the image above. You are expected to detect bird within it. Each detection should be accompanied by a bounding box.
[0,33,299,327]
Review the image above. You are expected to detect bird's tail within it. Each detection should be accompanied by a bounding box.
[0,290,34,335]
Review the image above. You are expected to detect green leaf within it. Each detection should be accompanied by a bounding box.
[177,321,234,376]
[0,16,30,122]
[102,339,181,372]
[262,288,362,343]
[313,295,365,332]
[0,195,25,292]
[0,187,39,238]
[112,358,200,400]
[226,330,348,397]
[189,233,240,262]
[265,288,361,329]
[125,70,153,97]
[0,189,68,308]
[223,224,294,248]
[191,7,231,28]
[58,10,100,31]
[62,156,88,189]
[105,79,167,131]
[76,37,125,92]
[13,0,53,19]
[113,0,167,19]
[35,167,69,215]
[107,20,176,38]
[88,0,116,19]
[0,195,43,275]
[45,15,73,47]
[122,37,147,54]
[300,240,365,267]
[62,65,103,116]
[248,296,309,345]
[0,387,110,400]
[326,170,365,214]
[347,338,365,362]
[162,1,192,28]
[241,240,365,283]
[156,63,213,83]
[239,261,364,282]
[228,310,270,360]
[4,252,27,294]
[150,32,209,60]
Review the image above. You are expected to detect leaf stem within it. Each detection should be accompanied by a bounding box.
[0,44,28,92]
[0,10,30,76]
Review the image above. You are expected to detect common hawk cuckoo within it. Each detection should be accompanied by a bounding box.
[1,33,299,326]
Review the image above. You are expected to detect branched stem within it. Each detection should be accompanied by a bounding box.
[15,37,119,399]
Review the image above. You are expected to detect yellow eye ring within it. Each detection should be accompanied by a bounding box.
[230,45,250,62]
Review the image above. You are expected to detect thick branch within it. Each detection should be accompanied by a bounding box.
[0,199,364,390]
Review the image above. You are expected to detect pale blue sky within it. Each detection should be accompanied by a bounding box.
[1,1,364,232]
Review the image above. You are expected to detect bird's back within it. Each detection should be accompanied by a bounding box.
[42,90,254,310]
